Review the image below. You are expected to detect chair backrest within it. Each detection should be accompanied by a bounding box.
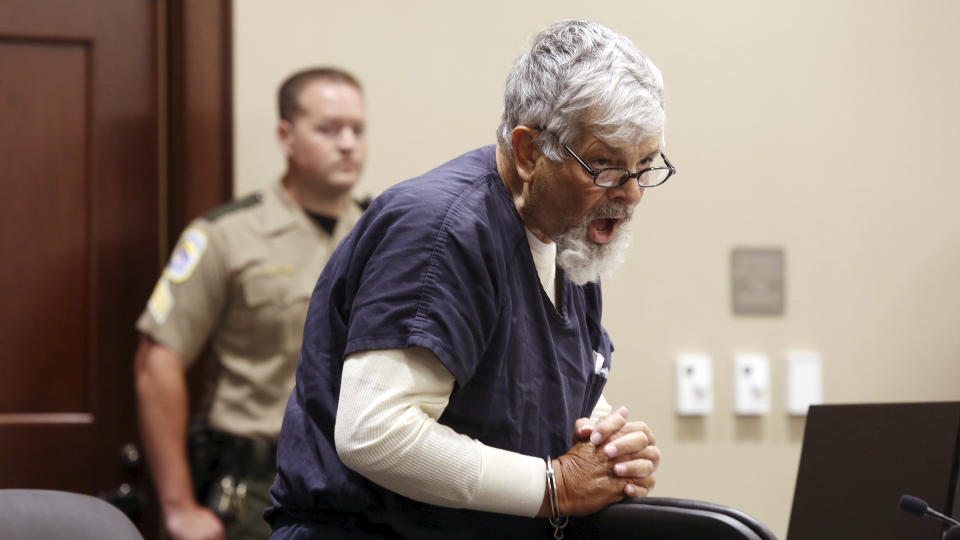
[0,489,144,540]
[639,497,779,539]
[575,497,779,540]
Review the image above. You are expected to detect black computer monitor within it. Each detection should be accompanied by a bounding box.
[787,402,960,539]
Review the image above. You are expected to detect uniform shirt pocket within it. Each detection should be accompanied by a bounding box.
[219,273,290,356]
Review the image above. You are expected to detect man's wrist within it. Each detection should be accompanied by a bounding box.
[545,457,568,536]
[160,488,202,514]
[536,457,564,518]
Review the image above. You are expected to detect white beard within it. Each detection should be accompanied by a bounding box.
[553,204,633,286]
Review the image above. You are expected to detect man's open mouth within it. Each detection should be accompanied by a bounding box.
[588,217,621,244]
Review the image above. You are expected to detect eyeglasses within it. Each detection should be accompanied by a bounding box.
[562,142,677,189]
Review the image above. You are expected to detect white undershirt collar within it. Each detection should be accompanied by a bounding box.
[524,227,557,307]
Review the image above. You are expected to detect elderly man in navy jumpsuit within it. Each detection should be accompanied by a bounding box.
[267,19,678,540]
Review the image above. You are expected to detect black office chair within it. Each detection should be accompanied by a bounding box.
[0,489,144,540]
[573,497,779,540]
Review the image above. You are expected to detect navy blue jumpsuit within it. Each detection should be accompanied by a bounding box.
[266,146,614,539]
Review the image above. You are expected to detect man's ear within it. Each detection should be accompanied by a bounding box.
[277,119,294,158]
[510,126,540,183]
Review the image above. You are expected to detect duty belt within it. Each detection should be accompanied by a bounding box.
[188,422,278,523]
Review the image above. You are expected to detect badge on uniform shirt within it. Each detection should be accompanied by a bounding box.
[163,227,208,283]
[147,277,174,324]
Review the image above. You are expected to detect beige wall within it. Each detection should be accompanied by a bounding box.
[234,1,960,536]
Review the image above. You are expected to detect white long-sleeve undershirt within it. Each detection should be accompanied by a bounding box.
[333,228,612,515]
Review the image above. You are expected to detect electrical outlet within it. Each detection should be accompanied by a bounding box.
[735,353,770,415]
[676,354,713,416]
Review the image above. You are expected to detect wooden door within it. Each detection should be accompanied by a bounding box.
[0,0,159,527]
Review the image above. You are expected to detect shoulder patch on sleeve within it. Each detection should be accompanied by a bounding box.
[147,277,174,324]
[202,192,263,222]
[163,227,208,283]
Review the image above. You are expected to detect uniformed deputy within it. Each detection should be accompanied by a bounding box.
[134,67,368,540]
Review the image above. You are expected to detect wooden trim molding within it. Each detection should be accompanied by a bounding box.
[0,414,94,425]
[166,0,233,250]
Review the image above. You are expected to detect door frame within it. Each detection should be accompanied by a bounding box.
[166,0,234,253]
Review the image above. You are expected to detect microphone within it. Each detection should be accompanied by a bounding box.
[899,494,960,528]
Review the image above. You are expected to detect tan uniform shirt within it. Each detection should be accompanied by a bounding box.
[137,181,363,440]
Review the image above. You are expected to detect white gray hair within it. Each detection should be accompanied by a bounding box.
[497,19,666,160]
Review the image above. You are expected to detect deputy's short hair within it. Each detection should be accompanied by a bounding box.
[278,67,363,121]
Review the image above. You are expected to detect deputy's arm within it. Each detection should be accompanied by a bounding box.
[134,337,224,540]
